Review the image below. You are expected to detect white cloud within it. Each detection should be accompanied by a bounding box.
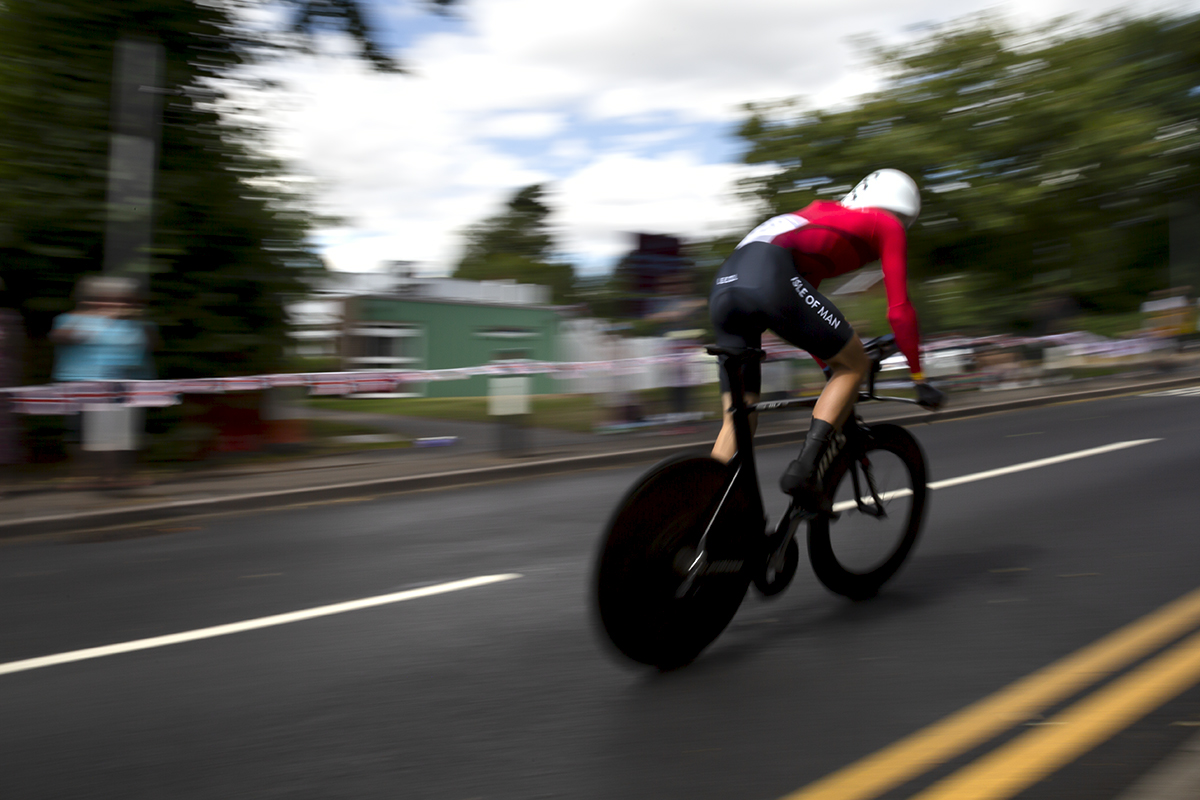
[479,111,567,139]
[554,153,762,273]
[257,0,1200,277]
[547,138,591,164]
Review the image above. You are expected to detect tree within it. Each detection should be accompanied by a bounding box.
[729,12,1200,333]
[453,185,577,304]
[282,0,458,73]
[0,0,457,381]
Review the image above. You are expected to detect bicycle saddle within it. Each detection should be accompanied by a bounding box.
[705,345,766,363]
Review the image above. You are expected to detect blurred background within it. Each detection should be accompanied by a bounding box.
[7,6,1200,797]
[2,0,1200,477]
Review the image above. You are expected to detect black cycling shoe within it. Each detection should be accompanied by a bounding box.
[780,419,840,513]
[780,459,832,513]
[780,459,822,499]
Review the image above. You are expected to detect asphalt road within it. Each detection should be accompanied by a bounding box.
[2,386,1199,800]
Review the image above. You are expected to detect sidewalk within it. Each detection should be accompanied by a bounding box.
[3,359,1199,539]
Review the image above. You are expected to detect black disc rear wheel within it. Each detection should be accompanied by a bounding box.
[594,455,756,669]
[807,424,927,600]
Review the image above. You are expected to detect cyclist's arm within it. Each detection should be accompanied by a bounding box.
[876,216,925,381]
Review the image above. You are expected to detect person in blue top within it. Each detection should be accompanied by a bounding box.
[50,275,151,382]
[49,275,154,488]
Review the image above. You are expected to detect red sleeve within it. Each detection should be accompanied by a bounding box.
[875,213,923,375]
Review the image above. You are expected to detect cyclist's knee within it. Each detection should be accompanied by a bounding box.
[828,335,869,379]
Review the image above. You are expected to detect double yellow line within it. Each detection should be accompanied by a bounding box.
[784,585,1200,800]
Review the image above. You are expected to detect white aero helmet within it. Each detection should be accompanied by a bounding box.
[841,169,921,228]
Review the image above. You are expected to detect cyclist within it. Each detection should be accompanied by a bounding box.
[709,168,944,511]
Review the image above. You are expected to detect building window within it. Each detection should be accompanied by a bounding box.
[345,325,424,370]
[475,328,539,340]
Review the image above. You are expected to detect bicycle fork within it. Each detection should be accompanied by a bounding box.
[842,420,888,519]
[849,455,888,518]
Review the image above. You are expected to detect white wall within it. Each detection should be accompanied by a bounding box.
[556,319,717,395]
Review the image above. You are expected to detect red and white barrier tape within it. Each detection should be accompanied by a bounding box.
[3,332,1168,415]
[0,350,738,415]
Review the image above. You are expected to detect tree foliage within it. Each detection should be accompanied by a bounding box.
[732,12,1200,333]
[0,0,454,382]
[283,0,458,72]
[453,184,577,304]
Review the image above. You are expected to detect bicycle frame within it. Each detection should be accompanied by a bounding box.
[678,338,924,594]
[677,348,775,596]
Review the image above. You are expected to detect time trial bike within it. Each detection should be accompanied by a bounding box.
[593,334,935,669]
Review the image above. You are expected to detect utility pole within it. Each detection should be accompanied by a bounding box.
[103,39,164,289]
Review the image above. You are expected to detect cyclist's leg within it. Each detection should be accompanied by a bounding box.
[780,334,869,501]
[712,389,758,463]
[812,334,869,429]
[757,271,863,503]
[707,247,770,463]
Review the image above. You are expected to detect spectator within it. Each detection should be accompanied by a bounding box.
[0,278,24,496]
[664,331,695,417]
[49,275,153,489]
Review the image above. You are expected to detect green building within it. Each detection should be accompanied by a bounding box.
[342,292,563,398]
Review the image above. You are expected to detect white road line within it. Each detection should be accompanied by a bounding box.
[928,439,1160,490]
[1143,387,1200,397]
[0,440,1163,678]
[0,573,522,678]
[832,439,1159,512]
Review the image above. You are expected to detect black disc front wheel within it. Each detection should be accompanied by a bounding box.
[808,424,927,600]
[594,454,756,669]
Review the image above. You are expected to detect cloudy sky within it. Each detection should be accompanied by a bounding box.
[258,0,1199,278]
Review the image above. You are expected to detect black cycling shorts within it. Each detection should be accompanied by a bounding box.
[708,242,853,394]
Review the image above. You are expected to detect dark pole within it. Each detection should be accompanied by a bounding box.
[103,38,164,291]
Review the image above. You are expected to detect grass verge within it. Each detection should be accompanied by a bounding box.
[308,387,725,433]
